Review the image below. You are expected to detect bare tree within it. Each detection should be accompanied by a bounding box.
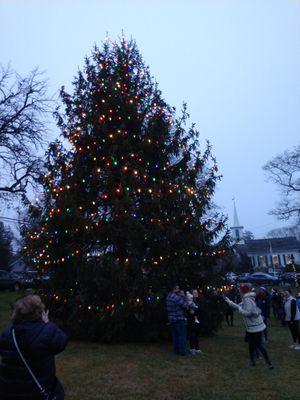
[243,230,255,241]
[263,145,300,223]
[266,225,300,239]
[0,65,52,202]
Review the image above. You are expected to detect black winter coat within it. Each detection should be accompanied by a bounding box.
[256,294,271,319]
[0,320,68,400]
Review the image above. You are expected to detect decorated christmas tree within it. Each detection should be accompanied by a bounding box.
[24,38,229,341]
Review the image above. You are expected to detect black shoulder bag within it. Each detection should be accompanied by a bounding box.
[12,328,57,400]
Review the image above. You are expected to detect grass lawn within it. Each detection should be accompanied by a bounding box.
[0,291,299,400]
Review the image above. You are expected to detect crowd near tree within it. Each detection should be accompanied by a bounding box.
[166,282,300,364]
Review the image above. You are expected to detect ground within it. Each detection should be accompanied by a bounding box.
[0,291,299,400]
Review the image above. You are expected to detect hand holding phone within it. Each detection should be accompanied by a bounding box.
[42,309,49,323]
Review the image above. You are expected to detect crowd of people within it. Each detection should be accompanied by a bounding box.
[166,283,300,368]
[0,285,299,398]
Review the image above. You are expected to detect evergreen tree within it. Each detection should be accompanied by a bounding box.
[0,222,13,270]
[24,39,229,341]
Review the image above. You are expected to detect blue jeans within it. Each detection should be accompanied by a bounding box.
[171,320,187,355]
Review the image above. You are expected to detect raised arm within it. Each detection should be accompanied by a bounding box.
[225,297,258,317]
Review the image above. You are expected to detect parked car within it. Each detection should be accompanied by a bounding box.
[0,270,23,291]
[10,271,35,288]
[225,272,237,283]
[267,271,280,277]
[280,272,299,284]
[23,269,52,286]
[248,272,279,285]
[236,273,250,282]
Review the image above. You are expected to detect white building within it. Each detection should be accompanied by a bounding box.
[238,237,300,268]
[230,200,245,245]
[230,202,300,269]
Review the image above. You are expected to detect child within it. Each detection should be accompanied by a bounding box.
[186,291,200,323]
[186,291,202,354]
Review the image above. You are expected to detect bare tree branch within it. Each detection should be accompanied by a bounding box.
[263,145,300,222]
[0,65,53,201]
[266,225,300,239]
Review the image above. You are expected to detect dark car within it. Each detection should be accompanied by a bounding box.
[280,272,299,285]
[23,269,52,287]
[0,270,22,291]
[248,272,279,285]
[10,271,33,288]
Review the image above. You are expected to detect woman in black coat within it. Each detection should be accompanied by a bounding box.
[187,289,203,354]
[0,294,68,400]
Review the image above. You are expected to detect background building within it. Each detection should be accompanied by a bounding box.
[237,237,300,269]
[230,202,300,270]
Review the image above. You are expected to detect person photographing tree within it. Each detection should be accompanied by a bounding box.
[0,294,68,399]
[224,284,273,369]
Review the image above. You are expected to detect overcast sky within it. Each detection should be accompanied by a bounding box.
[1,0,299,238]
